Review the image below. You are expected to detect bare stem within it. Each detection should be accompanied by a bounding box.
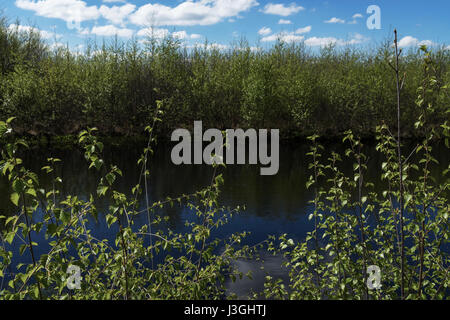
[394,29,405,300]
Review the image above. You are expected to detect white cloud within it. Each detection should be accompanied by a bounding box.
[278,19,292,24]
[295,26,311,34]
[70,44,85,55]
[346,33,368,45]
[304,36,341,47]
[172,30,188,39]
[137,28,201,40]
[304,33,368,47]
[397,36,419,47]
[261,3,304,16]
[137,27,169,39]
[8,23,61,40]
[397,36,436,48]
[418,40,435,47]
[348,13,363,25]
[324,17,345,24]
[173,30,202,40]
[208,43,229,50]
[258,27,272,36]
[16,0,258,28]
[188,43,229,50]
[250,46,262,52]
[78,27,90,35]
[90,25,134,38]
[261,31,304,43]
[190,33,202,39]
[50,42,67,50]
[446,45,450,50]
[130,0,259,27]
[15,0,100,23]
[99,3,136,26]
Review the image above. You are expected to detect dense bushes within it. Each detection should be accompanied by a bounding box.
[0,19,449,139]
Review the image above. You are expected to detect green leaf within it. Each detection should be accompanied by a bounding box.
[12,180,25,194]
[97,185,109,197]
[105,173,115,186]
[5,232,15,244]
[47,223,57,236]
[26,188,37,197]
[10,192,20,206]
[404,194,413,207]
[0,122,7,136]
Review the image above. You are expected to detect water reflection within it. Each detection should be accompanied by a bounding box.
[0,139,448,294]
[1,140,449,233]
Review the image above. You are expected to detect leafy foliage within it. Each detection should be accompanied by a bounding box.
[0,18,449,138]
[0,23,448,300]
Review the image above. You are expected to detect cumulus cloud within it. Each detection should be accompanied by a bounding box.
[304,37,340,47]
[261,3,304,16]
[49,42,67,50]
[130,0,259,26]
[172,30,202,40]
[258,27,272,36]
[261,31,304,43]
[90,25,134,38]
[207,43,229,50]
[172,30,188,39]
[190,33,202,39]
[260,25,311,43]
[188,43,229,50]
[136,27,169,38]
[346,33,369,45]
[137,27,201,40]
[348,13,363,24]
[304,33,368,47]
[418,40,435,47]
[15,0,100,23]
[295,26,311,34]
[99,3,136,26]
[324,17,345,24]
[16,0,259,28]
[8,23,61,40]
[278,19,292,24]
[397,36,435,48]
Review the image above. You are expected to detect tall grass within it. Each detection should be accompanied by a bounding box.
[0,18,449,139]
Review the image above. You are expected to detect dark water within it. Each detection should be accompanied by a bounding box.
[0,140,448,297]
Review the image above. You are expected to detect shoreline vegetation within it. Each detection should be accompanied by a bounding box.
[1,17,449,142]
[0,16,449,300]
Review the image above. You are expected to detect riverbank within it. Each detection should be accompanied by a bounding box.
[1,17,450,142]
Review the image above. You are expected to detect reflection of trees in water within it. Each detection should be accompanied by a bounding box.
[1,141,448,231]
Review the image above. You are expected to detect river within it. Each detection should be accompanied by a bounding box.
[0,139,448,297]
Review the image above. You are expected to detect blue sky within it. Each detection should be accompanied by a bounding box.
[1,0,449,51]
